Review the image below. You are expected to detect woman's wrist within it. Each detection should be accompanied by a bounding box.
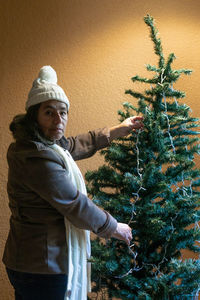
[109,124,127,141]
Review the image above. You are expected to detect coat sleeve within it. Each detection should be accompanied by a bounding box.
[57,127,111,161]
[24,148,117,239]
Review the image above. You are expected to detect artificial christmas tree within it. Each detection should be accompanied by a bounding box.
[86,15,200,299]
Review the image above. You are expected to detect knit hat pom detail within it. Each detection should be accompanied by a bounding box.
[26,65,70,111]
[38,65,58,84]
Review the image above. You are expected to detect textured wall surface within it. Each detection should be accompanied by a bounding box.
[1,0,200,298]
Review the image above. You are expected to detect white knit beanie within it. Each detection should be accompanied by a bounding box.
[25,66,70,111]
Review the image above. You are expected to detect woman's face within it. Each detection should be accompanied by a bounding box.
[37,100,68,141]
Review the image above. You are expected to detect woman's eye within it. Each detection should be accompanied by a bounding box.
[45,110,53,116]
[60,111,67,116]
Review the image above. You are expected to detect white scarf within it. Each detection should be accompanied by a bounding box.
[50,143,91,300]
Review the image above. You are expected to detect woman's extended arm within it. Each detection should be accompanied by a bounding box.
[59,116,144,160]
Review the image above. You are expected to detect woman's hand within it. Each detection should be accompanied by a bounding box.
[111,222,133,245]
[110,116,144,141]
[120,116,144,135]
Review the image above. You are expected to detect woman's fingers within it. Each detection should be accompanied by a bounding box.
[111,223,133,245]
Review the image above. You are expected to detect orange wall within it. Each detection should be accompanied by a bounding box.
[1,0,200,298]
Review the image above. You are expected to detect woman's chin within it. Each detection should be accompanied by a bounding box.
[46,133,63,141]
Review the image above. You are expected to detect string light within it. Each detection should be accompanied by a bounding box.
[122,70,196,281]
[121,74,179,279]
[163,91,176,154]
[128,128,146,224]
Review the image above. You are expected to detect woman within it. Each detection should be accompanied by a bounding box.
[3,66,143,300]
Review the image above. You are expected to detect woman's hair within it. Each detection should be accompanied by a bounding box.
[9,104,53,145]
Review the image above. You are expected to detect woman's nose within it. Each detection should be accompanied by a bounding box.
[53,112,62,124]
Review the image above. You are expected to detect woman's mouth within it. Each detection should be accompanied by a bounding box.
[50,128,63,133]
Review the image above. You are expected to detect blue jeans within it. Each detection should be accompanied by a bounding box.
[6,268,68,300]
